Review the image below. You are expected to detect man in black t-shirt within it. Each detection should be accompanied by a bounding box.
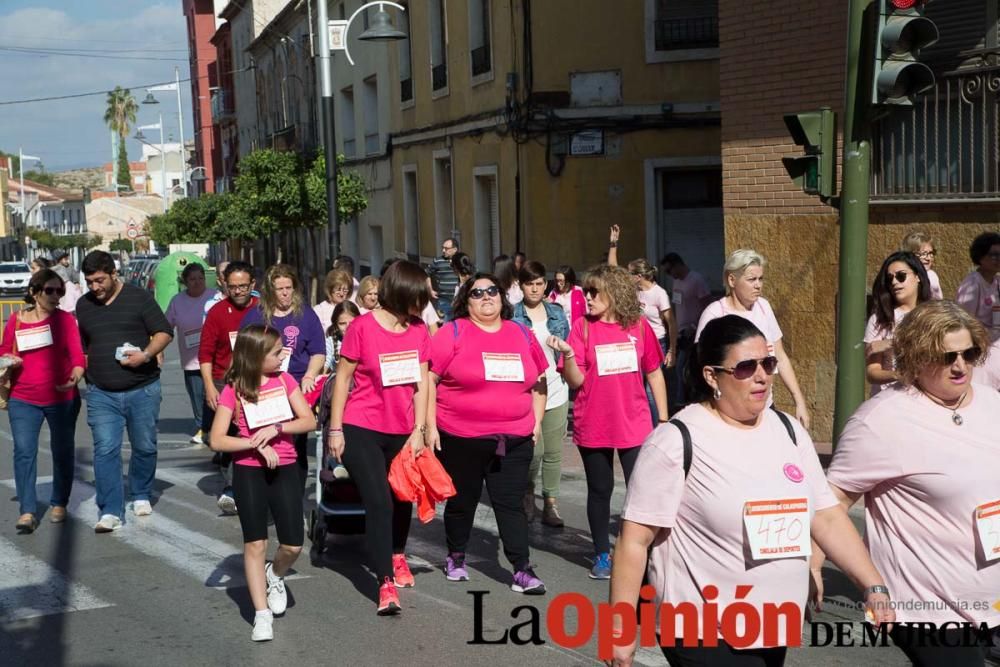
[77,251,173,533]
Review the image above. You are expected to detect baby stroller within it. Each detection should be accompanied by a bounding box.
[308,374,365,553]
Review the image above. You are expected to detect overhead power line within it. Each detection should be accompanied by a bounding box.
[0,47,187,62]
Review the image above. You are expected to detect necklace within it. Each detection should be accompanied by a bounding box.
[920,387,970,426]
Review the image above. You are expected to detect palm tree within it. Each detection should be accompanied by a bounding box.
[103,86,138,189]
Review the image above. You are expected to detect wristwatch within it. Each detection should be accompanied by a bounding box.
[864,585,890,597]
[415,424,427,434]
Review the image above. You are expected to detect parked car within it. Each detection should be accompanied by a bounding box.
[138,260,160,291]
[0,262,32,296]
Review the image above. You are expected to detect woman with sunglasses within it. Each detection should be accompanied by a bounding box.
[956,231,1000,343]
[818,300,999,666]
[864,251,929,397]
[695,249,811,429]
[608,315,890,667]
[0,269,85,533]
[426,273,549,594]
[547,264,666,580]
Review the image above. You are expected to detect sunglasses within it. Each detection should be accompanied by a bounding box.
[941,346,981,365]
[886,271,912,284]
[712,355,779,380]
[469,286,500,299]
[41,286,66,296]
[584,287,600,299]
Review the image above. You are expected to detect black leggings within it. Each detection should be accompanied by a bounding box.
[340,424,413,581]
[232,463,304,546]
[577,445,641,554]
[438,432,533,571]
[889,624,994,667]
[661,640,787,666]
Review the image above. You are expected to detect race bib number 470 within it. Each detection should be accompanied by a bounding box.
[743,498,811,561]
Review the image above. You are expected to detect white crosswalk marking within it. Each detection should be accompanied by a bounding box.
[0,535,113,622]
[0,476,308,590]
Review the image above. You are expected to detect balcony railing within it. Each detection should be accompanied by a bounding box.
[873,47,1000,200]
[471,45,491,77]
[432,63,448,91]
[654,16,719,51]
[210,89,236,124]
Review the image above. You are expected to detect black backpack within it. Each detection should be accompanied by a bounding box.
[670,407,798,477]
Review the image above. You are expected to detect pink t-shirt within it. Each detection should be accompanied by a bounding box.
[564,317,663,448]
[340,312,430,435]
[165,289,219,371]
[0,309,85,406]
[671,270,711,333]
[926,268,943,300]
[622,404,837,647]
[973,339,1000,390]
[827,384,1000,626]
[695,296,783,354]
[956,270,1000,342]
[862,308,907,397]
[218,372,299,467]
[429,319,548,438]
[638,284,671,340]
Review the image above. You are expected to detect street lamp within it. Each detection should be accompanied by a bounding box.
[316,1,406,263]
[142,67,188,196]
[135,115,167,213]
[18,148,41,226]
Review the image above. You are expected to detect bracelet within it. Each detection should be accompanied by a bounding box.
[609,242,618,248]
[413,424,427,434]
[658,419,670,424]
[274,422,284,435]
[328,428,344,436]
[864,585,890,597]
[563,352,575,360]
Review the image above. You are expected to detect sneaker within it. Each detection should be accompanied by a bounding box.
[217,489,238,515]
[392,553,415,588]
[132,500,152,516]
[190,430,204,445]
[332,463,350,480]
[511,566,546,595]
[251,611,273,641]
[377,577,400,616]
[264,562,287,615]
[541,498,564,528]
[445,552,469,582]
[94,514,122,533]
[589,552,612,580]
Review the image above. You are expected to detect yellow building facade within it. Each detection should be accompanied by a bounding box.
[389,0,722,281]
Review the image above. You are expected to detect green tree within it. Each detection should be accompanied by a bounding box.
[148,192,233,246]
[306,152,369,222]
[103,86,138,189]
[109,238,132,253]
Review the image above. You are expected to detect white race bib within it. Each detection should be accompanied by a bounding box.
[672,291,683,306]
[743,498,811,560]
[184,328,202,349]
[595,342,639,376]
[15,325,53,351]
[241,386,293,430]
[379,350,421,387]
[482,352,524,382]
[279,346,292,373]
[975,499,1000,562]
[229,331,238,349]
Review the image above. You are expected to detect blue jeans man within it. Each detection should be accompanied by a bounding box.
[86,380,162,520]
[8,397,80,516]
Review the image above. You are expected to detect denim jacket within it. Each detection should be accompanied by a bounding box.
[512,300,570,341]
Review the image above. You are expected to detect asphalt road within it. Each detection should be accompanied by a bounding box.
[0,349,967,666]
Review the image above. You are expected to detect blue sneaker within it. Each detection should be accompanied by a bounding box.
[589,552,611,579]
[511,566,545,595]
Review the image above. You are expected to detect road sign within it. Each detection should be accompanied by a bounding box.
[126,228,139,240]
[127,219,138,230]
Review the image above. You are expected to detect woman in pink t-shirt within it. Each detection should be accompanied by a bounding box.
[823,300,1000,665]
[547,264,666,580]
[864,251,929,397]
[427,273,548,595]
[695,249,811,429]
[210,324,317,642]
[1,269,85,533]
[956,231,1000,343]
[328,260,432,616]
[610,315,891,666]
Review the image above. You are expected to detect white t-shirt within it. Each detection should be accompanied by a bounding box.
[827,384,1000,626]
[862,308,907,396]
[638,284,671,341]
[507,282,524,305]
[671,270,711,333]
[528,318,568,410]
[623,404,837,647]
[695,296,783,354]
[956,270,1000,342]
[926,268,943,300]
[314,300,337,334]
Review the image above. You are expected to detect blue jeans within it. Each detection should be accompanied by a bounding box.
[182,370,205,433]
[8,397,80,515]
[437,298,452,322]
[86,379,162,519]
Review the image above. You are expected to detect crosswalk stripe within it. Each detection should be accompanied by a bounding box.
[0,477,308,590]
[0,535,114,622]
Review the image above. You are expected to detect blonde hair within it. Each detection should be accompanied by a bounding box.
[358,275,380,306]
[893,300,989,387]
[582,264,642,329]
[901,231,933,254]
[324,269,354,301]
[261,264,304,324]
[723,249,766,296]
[627,258,658,282]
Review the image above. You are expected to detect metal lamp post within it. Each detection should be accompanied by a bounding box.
[18,148,41,228]
[142,67,188,197]
[316,1,407,264]
[135,115,167,213]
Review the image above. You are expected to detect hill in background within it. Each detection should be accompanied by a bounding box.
[53,166,104,192]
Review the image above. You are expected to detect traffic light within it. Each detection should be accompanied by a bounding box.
[873,0,939,105]
[782,107,836,200]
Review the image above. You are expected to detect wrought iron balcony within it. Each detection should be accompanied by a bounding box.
[654,16,719,51]
[211,89,236,124]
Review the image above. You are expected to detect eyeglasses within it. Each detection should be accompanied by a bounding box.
[941,346,981,365]
[886,271,912,284]
[584,287,600,299]
[712,356,779,380]
[42,286,66,296]
[227,283,252,293]
[331,286,349,294]
[914,250,936,259]
[469,286,500,299]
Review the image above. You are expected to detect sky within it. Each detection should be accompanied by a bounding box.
[0,0,194,172]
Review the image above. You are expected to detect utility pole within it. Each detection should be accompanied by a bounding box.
[175,67,188,197]
[316,0,340,265]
